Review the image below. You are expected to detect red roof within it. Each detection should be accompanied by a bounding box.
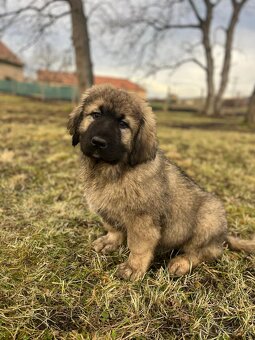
[0,41,23,67]
[37,70,145,93]
[95,76,145,93]
[37,70,77,86]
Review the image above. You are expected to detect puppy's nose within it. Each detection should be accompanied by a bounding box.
[91,136,108,149]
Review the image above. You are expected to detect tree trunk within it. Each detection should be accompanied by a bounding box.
[246,85,255,126]
[214,0,248,116]
[68,0,93,95]
[203,39,215,116]
[201,2,215,116]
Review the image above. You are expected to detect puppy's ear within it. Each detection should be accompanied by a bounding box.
[67,104,84,147]
[67,88,92,146]
[129,107,158,166]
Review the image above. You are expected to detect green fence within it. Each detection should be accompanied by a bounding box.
[0,79,79,101]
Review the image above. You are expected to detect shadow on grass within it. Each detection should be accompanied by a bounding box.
[150,249,181,272]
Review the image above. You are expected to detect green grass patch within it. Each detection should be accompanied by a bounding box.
[0,94,254,339]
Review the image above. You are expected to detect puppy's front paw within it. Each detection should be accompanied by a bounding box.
[116,261,145,281]
[92,230,124,254]
[168,256,191,276]
[92,235,119,254]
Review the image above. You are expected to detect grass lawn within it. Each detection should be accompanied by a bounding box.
[0,94,254,339]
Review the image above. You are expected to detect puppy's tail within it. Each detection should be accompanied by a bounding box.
[226,234,255,254]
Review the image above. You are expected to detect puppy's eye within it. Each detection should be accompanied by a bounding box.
[119,120,129,129]
[91,111,102,119]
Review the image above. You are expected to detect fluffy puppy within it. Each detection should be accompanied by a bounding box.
[67,84,254,280]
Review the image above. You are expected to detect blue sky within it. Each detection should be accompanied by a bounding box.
[1,0,255,98]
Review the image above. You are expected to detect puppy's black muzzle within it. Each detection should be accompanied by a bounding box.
[91,136,108,149]
[80,117,126,164]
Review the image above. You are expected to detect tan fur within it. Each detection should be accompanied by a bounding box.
[227,235,255,254]
[68,85,254,280]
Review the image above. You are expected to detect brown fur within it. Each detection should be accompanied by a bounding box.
[68,85,255,280]
[227,235,255,254]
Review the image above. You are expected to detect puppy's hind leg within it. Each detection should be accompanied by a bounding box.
[92,223,125,254]
[168,243,224,276]
[168,195,227,276]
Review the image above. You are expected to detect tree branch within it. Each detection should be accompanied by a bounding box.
[146,57,207,77]
[0,1,69,34]
[188,0,203,22]
[115,16,200,31]
[0,0,63,18]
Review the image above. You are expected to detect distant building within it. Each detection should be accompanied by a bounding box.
[0,41,24,81]
[37,70,146,98]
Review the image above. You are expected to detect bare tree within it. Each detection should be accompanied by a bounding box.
[187,0,248,115]
[214,0,249,115]
[0,0,93,94]
[103,0,249,116]
[34,41,60,70]
[29,41,74,76]
[59,47,74,72]
[68,0,93,93]
[246,85,255,127]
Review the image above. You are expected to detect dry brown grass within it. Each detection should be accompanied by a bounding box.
[0,94,254,339]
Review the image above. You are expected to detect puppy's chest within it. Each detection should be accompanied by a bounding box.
[84,180,144,227]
